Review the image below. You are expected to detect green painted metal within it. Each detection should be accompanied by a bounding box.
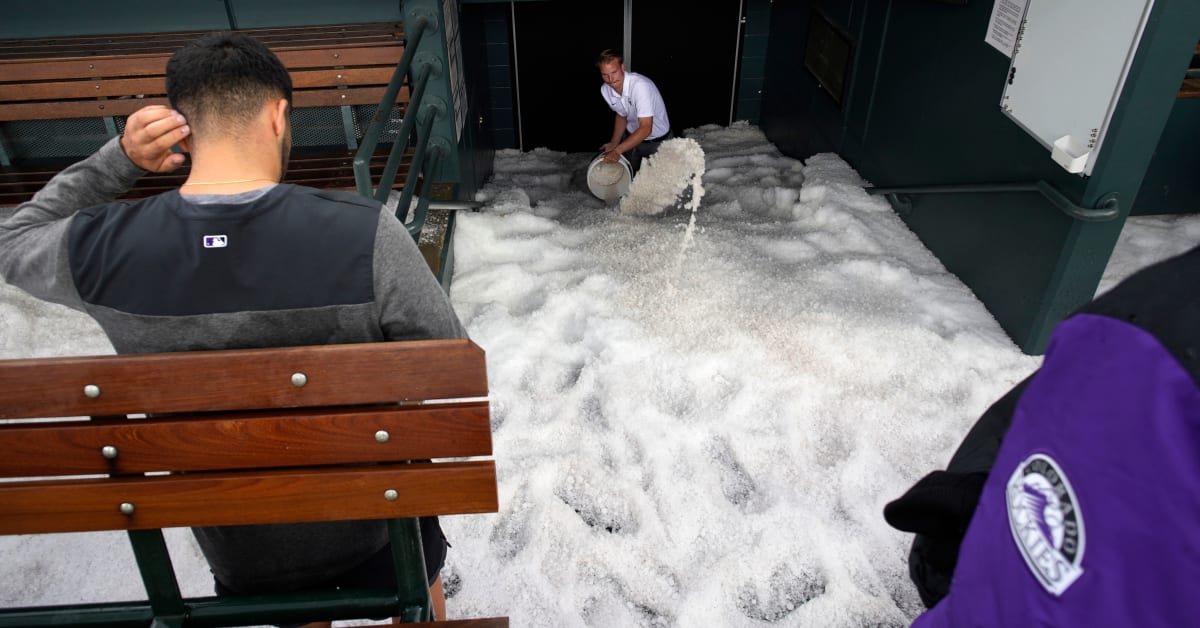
[387,518,434,622]
[402,0,463,186]
[760,0,1198,354]
[355,0,468,249]
[127,529,187,624]
[379,67,437,205]
[5,589,402,627]
[1132,98,1200,215]
[868,181,1121,223]
[355,17,431,198]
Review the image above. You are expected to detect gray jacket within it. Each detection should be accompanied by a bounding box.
[0,137,466,592]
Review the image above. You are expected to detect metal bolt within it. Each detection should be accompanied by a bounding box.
[384,489,399,502]
[333,53,340,58]
[340,94,347,99]
[291,372,308,387]
[101,445,118,459]
[375,430,390,443]
[119,502,135,515]
[336,73,344,79]
[84,384,101,398]
[88,63,94,69]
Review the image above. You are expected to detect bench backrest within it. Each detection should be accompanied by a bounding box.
[0,339,496,626]
[0,22,409,122]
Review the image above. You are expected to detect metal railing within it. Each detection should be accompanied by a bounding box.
[352,15,446,241]
[866,180,1121,222]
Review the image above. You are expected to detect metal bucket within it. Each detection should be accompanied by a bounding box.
[586,153,632,202]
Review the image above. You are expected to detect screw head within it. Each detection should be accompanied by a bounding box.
[84,384,101,399]
[119,502,135,515]
[290,372,308,387]
[375,430,390,443]
[384,489,399,502]
[101,445,118,459]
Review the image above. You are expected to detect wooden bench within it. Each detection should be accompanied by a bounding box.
[1181,41,1200,98]
[0,22,414,207]
[0,340,506,628]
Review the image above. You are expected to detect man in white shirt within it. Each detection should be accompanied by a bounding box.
[597,49,672,173]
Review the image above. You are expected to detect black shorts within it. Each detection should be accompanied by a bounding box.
[213,516,447,626]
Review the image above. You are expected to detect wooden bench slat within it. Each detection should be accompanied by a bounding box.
[0,402,491,477]
[0,340,486,419]
[0,460,498,534]
[1181,77,1200,99]
[0,23,401,50]
[0,69,402,103]
[0,45,402,84]
[0,32,403,59]
[0,148,414,207]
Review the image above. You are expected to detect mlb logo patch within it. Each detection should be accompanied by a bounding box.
[203,235,228,249]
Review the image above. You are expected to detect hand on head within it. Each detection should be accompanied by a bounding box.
[120,105,190,172]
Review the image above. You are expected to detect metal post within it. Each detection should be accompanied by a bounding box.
[623,0,633,70]
[374,65,436,203]
[127,529,187,626]
[510,2,524,151]
[387,518,433,622]
[354,17,431,197]
[729,0,746,125]
[395,110,438,220]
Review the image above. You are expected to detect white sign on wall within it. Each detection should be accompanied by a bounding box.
[998,0,1157,176]
[985,0,1029,58]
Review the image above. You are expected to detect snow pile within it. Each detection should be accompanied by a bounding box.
[1,119,1197,627]
[620,137,706,217]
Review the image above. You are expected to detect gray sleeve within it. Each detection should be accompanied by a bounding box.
[0,136,145,309]
[373,208,467,341]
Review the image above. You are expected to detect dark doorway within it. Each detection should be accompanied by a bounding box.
[632,1,743,134]
[513,0,623,152]
[513,0,744,152]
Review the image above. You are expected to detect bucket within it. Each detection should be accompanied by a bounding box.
[586,153,633,202]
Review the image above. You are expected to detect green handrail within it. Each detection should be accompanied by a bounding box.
[375,65,435,205]
[395,110,438,234]
[866,180,1121,222]
[353,15,431,199]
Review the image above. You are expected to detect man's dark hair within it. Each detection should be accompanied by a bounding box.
[166,32,293,135]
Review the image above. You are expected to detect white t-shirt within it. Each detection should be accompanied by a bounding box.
[600,71,671,140]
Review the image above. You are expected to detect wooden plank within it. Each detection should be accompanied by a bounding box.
[0,402,491,477]
[0,70,400,103]
[1181,78,1200,99]
[0,30,402,59]
[0,460,498,534]
[0,23,402,60]
[0,339,487,419]
[0,147,413,207]
[0,97,169,121]
[0,45,401,83]
[0,85,394,121]
[0,77,166,102]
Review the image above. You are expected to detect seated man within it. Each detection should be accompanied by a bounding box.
[596,48,672,173]
[0,32,464,625]
[885,244,1199,625]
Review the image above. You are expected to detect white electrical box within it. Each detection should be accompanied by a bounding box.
[998,0,1156,176]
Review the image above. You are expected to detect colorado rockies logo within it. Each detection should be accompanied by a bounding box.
[1006,453,1085,596]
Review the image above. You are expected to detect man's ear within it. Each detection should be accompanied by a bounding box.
[271,98,290,137]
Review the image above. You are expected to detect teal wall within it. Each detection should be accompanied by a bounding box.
[734,0,772,125]
[760,0,1198,354]
[479,4,518,150]
[1132,97,1200,215]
